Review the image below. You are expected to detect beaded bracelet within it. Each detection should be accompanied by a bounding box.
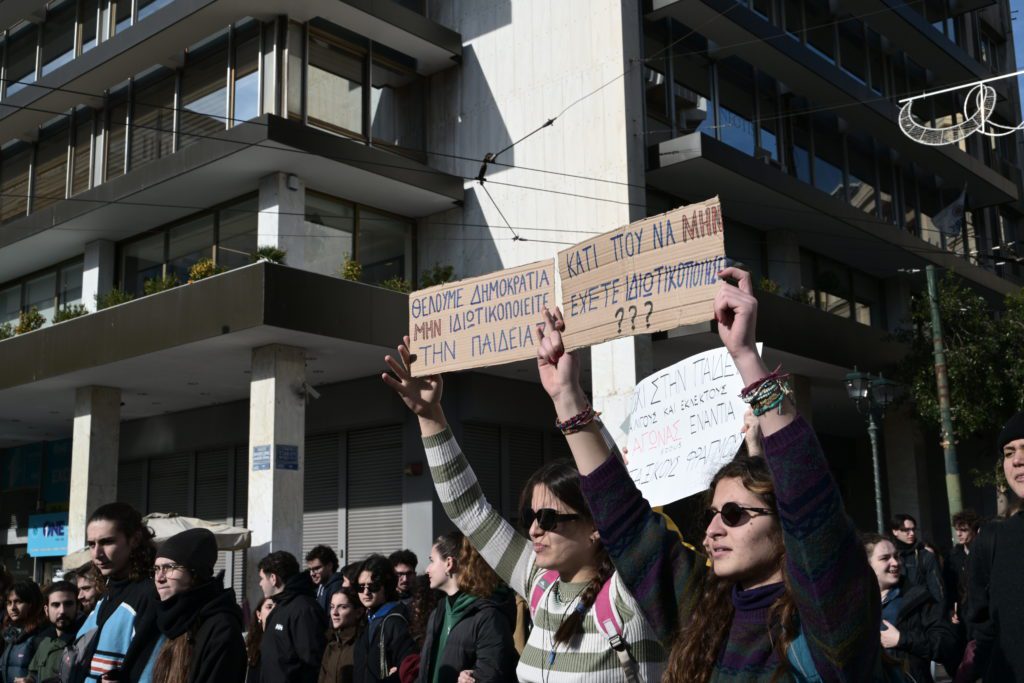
[556,404,599,435]
[740,366,794,417]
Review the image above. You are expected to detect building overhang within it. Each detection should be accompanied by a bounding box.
[0,0,461,141]
[650,0,1019,208]
[0,262,407,447]
[648,132,1018,296]
[0,115,464,281]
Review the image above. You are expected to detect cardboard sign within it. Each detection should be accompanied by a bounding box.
[558,197,725,351]
[409,260,556,376]
[626,345,757,506]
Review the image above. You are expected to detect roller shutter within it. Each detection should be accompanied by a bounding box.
[232,445,248,606]
[507,429,544,522]
[303,434,340,558]
[462,424,503,512]
[116,460,147,514]
[147,453,191,516]
[346,426,403,562]
[194,448,231,577]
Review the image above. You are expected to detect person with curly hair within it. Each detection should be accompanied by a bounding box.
[407,575,441,650]
[352,555,416,683]
[71,502,160,683]
[529,268,883,682]
[417,531,517,683]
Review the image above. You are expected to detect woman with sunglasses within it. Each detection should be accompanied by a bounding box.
[382,344,665,683]
[352,555,417,683]
[532,267,882,681]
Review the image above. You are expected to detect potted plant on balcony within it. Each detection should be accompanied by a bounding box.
[253,245,287,264]
[15,307,45,334]
[381,276,412,293]
[188,258,222,283]
[0,321,12,340]
[95,288,135,310]
[420,263,455,288]
[53,303,89,323]
[143,273,180,295]
[341,254,363,282]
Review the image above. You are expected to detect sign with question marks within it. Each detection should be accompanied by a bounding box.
[557,197,725,351]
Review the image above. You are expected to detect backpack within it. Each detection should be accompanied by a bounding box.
[369,608,408,679]
[529,569,640,683]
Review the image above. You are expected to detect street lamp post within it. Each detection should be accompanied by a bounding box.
[844,368,897,534]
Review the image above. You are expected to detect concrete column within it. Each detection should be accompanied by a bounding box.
[590,336,654,450]
[258,171,307,265]
[765,230,802,296]
[68,386,121,553]
[82,240,116,312]
[245,344,306,609]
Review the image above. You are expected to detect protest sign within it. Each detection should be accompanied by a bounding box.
[626,344,758,507]
[409,259,556,376]
[558,197,725,351]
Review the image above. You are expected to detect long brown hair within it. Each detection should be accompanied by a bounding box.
[87,502,156,583]
[664,457,797,683]
[151,627,197,683]
[3,579,46,632]
[519,460,614,644]
[433,531,503,599]
[245,597,271,668]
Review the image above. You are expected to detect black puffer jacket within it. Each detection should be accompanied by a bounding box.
[353,602,416,683]
[262,572,328,683]
[886,583,958,683]
[155,578,246,683]
[968,512,1024,681]
[416,592,516,683]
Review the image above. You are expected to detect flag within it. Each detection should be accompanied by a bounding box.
[933,188,967,237]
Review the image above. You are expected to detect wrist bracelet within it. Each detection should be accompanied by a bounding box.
[740,366,793,416]
[556,404,599,435]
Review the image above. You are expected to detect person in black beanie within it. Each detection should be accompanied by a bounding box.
[149,528,246,683]
[966,410,1024,681]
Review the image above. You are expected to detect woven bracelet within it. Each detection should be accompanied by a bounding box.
[556,405,599,435]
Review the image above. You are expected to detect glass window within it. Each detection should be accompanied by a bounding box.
[359,208,408,284]
[6,24,39,97]
[814,258,850,319]
[180,35,229,149]
[25,272,56,326]
[0,144,31,223]
[41,0,77,76]
[853,272,881,326]
[113,0,132,35]
[838,20,866,84]
[717,59,756,156]
[122,233,164,295]
[80,0,99,53]
[130,71,175,169]
[847,132,876,215]
[33,122,69,213]
[72,110,93,195]
[371,57,423,152]
[0,286,20,326]
[784,0,801,38]
[232,23,260,125]
[813,113,844,198]
[168,216,214,282]
[304,192,354,276]
[878,155,896,225]
[59,261,83,307]
[105,95,128,181]
[752,0,772,20]
[308,34,364,135]
[901,166,918,234]
[866,29,885,96]
[672,44,715,137]
[757,72,780,162]
[804,0,835,64]
[788,105,812,184]
[287,23,305,119]
[918,178,945,248]
[137,0,173,21]
[217,197,258,270]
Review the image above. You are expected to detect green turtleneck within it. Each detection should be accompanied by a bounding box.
[430,591,478,683]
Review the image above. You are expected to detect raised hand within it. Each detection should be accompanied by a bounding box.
[714,267,759,362]
[536,307,584,410]
[381,335,446,433]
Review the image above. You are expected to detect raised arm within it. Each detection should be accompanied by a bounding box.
[382,338,536,597]
[716,268,880,680]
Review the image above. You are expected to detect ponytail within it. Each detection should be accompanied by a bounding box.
[553,549,615,644]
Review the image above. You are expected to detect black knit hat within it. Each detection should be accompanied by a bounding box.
[158,528,217,582]
[998,411,1024,450]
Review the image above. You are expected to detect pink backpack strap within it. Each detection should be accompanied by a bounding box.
[593,578,623,637]
[529,569,561,617]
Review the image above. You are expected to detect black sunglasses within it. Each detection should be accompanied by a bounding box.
[357,582,382,594]
[522,508,581,532]
[704,502,776,529]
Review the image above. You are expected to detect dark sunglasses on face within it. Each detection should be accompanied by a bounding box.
[704,501,776,528]
[357,582,382,594]
[522,507,581,532]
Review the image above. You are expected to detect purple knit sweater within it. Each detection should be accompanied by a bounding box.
[580,417,882,681]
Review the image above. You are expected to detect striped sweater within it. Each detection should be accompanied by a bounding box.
[579,417,883,682]
[422,428,665,683]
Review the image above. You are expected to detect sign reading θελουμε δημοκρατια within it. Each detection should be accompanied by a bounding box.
[408,259,556,377]
[558,197,725,351]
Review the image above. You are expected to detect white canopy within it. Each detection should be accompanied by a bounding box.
[63,513,251,570]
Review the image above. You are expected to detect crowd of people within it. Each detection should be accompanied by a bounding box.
[1,267,1022,682]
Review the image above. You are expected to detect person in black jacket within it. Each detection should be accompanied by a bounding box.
[863,533,958,683]
[258,551,327,683]
[889,513,945,609]
[352,555,416,683]
[149,528,246,683]
[967,410,1024,681]
[1,579,47,683]
[307,546,345,613]
[418,532,516,683]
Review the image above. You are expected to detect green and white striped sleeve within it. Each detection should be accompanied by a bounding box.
[422,427,537,598]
